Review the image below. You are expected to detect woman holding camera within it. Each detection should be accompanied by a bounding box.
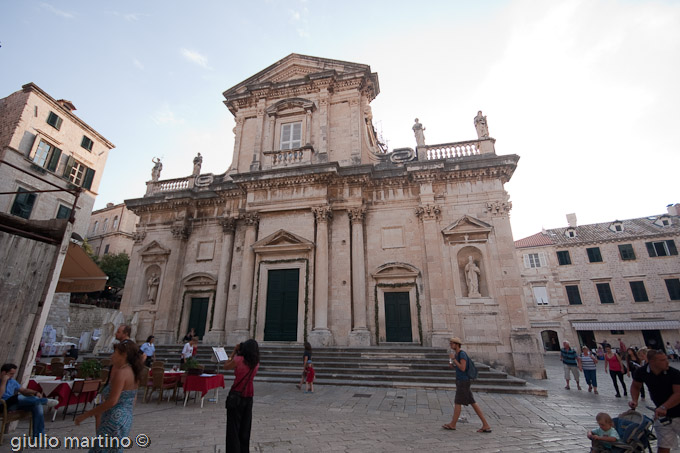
[223,339,260,453]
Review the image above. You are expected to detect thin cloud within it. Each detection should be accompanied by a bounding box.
[180,48,212,70]
[40,3,74,19]
[151,104,185,126]
[133,59,144,70]
[107,11,145,22]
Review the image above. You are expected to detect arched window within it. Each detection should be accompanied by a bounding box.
[93,221,99,234]
[103,218,108,232]
[113,215,119,230]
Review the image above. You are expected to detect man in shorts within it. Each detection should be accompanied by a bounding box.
[629,349,680,453]
[561,341,582,390]
[442,337,492,433]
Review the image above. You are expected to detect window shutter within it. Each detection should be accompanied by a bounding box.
[667,240,678,256]
[523,254,530,268]
[62,155,75,178]
[47,147,62,172]
[646,242,656,257]
[538,252,547,267]
[82,167,95,190]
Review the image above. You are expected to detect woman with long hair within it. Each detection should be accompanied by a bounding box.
[224,339,260,453]
[604,345,626,397]
[75,341,144,452]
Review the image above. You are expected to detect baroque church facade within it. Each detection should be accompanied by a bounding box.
[120,54,544,377]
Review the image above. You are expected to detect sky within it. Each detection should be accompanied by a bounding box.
[1,0,678,240]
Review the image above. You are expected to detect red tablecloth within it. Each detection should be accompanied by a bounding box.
[28,379,95,409]
[183,374,225,398]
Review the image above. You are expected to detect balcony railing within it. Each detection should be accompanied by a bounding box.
[418,138,495,161]
[263,145,313,169]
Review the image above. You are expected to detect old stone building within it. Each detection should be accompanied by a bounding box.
[86,202,139,258]
[120,54,544,377]
[515,206,680,352]
[0,83,115,237]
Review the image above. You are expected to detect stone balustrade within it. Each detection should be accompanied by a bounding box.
[418,138,495,161]
[263,146,312,169]
[146,176,192,195]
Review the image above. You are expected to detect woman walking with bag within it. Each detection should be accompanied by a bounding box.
[224,340,260,453]
[604,345,626,397]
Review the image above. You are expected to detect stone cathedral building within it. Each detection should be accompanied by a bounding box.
[120,54,544,377]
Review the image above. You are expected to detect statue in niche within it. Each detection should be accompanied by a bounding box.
[474,111,489,139]
[412,118,426,147]
[192,152,202,176]
[464,256,481,297]
[151,157,163,181]
[147,273,159,302]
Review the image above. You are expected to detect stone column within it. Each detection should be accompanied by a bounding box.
[228,213,259,344]
[416,202,452,347]
[228,117,244,174]
[309,206,333,346]
[318,89,330,159]
[348,207,371,345]
[250,101,266,171]
[203,217,236,344]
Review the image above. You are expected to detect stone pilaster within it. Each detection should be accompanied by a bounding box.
[415,203,450,346]
[348,207,371,346]
[229,117,244,174]
[203,217,236,344]
[309,206,333,346]
[227,213,259,345]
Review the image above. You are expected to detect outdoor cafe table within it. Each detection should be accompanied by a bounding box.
[28,376,95,421]
[183,374,225,408]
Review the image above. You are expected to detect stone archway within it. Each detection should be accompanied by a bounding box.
[371,263,422,345]
[541,330,560,351]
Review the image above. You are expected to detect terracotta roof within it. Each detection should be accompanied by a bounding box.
[514,232,555,248]
[515,214,680,248]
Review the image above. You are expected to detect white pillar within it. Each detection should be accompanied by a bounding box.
[230,213,258,343]
[348,207,371,345]
[204,217,235,344]
[309,206,333,346]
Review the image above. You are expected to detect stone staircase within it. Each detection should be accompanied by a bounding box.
[149,343,546,396]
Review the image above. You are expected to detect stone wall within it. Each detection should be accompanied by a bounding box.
[44,295,119,349]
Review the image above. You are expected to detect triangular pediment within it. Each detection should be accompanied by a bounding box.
[252,229,314,254]
[139,240,171,257]
[223,53,375,97]
[372,262,419,280]
[442,216,492,243]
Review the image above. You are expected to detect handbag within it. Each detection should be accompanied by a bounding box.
[226,366,255,410]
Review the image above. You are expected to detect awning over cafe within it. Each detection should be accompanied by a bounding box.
[572,321,680,331]
[56,243,108,293]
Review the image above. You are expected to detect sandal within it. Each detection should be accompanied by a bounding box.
[477,428,492,433]
[442,424,456,430]
[564,386,570,390]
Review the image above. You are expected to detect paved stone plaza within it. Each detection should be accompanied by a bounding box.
[2,354,666,452]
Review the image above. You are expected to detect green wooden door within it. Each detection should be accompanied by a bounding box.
[384,292,412,342]
[264,269,299,341]
[188,297,209,339]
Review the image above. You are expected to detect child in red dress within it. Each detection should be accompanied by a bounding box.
[305,362,315,393]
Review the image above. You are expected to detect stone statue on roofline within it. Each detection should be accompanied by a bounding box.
[474,111,489,139]
[151,157,163,181]
[192,152,202,176]
[412,118,426,147]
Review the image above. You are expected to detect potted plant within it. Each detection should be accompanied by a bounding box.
[78,359,102,379]
[181,358,202,375]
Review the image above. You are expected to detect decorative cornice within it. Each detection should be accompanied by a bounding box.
[312,206,332,222]
[485,200,512,216]
[132,230,146,244]
[415,204,441,221]
[171,219,192,241]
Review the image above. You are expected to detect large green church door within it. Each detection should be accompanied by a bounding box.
[264,269,300,341]
[187,297,209,339]
[384,292,412,342]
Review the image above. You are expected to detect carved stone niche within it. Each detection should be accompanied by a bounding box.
[137,241,171,307]
[441,215,492,245]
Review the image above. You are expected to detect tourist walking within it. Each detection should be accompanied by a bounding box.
[296,342,312,390]
[629,349,680,453]
[604,345,627,397]
[560,341,581,390]
[442,337,492,433]
[140,335,155,367]
[224,340,260,453]
[75,341,143,453]
[579,345,599,394]
[625,347,645,399]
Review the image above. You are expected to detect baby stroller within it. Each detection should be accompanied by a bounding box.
[591,410,655,453]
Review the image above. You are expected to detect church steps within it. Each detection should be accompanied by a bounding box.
[144,344,545,395]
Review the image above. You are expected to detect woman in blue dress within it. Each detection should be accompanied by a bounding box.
[75,341,143,453]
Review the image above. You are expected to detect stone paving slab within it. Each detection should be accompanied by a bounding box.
[0,354,664,452]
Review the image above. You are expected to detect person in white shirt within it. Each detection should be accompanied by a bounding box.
[181,340,193,365]
[140,336,156,367]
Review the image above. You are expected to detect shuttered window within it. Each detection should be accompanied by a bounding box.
[280,122,302,150]
[587,247,603,263]
[557,250,571,265]
[47,111,63,130]
[565,285,582,305]
[646,240,678,257]
[596,283,614,304]
[629,281,649,302]
[523,252,547,268]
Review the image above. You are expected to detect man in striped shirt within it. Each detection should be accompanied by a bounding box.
[561,341,582,390]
